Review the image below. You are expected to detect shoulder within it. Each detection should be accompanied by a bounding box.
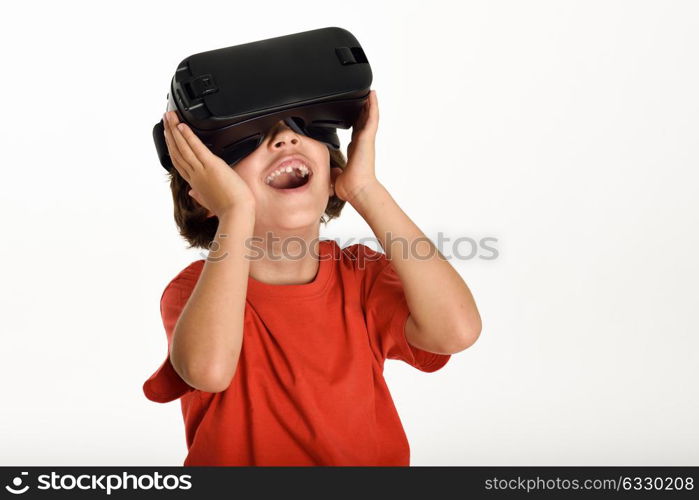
[160,259,205,302]
[333,241,391,274]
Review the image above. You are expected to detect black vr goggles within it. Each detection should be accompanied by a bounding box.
[153,27,373,171]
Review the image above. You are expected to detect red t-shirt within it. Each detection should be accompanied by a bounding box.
[142,239,450,466]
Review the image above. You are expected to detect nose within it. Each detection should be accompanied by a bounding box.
[269,120,300,148]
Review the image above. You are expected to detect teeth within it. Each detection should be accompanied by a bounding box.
[265,164,310,185]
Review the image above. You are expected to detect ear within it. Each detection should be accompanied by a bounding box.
[189,188,216,218]
[330,167,343,196]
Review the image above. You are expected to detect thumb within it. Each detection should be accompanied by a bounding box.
[188,189,214,217]
[188,188,203,205]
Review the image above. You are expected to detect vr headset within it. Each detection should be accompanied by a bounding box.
[153,27,373,171]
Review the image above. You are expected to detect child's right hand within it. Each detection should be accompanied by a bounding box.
[163,111,255,219]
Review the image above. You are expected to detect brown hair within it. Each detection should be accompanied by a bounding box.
[166,147,348,250]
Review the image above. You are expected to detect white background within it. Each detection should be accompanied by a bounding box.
[1,0,697,465]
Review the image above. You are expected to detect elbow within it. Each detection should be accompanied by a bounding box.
[170,351,236,394]
[191,367,235,394]
[184,363,236,394]
[201,379,233,394]
[461,325,482,351]
[450,316,482,353]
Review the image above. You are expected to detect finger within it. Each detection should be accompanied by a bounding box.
[369,90,379,122]
[164,113,191,175]
[166,112,209,166]
[361,90,377,128]
[175,122,220,169]
[163,120,187,176]
[351,114,366,139]
[168,118,205,171]
[353,91,378,136]
[163,119,192,180]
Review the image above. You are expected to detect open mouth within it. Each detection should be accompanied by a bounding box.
[264,164,312,191]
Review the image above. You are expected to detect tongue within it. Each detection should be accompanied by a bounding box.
[270,171,307,189]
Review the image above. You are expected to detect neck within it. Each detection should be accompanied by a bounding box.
[248,225,322,286]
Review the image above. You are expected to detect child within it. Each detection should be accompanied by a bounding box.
[143,90,482,466]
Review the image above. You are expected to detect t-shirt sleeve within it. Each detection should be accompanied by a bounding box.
[142,279,197,403]
[361,247,451,372]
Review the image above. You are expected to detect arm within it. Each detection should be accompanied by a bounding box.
[169,208,256,393]
[162,110,258,393]
[333,90,481,355]
[351,183,481,354]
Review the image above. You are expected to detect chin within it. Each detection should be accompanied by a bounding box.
[264,210,324,231]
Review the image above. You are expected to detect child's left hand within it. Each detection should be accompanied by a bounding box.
[332,90,380,203]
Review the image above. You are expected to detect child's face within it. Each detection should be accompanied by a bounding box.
[227,119,340,233]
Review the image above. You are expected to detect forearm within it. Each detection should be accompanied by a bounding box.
[350,181,482,352]
[170,208,256,392]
